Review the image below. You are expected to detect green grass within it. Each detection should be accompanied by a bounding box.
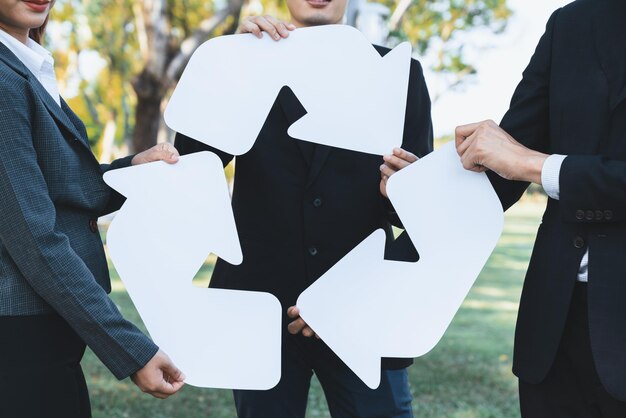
[86,198,545,418]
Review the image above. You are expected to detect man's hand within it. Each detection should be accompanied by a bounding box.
[131,349,186,399]
[380,147,419,198]
[287,306,318,338]
[236,15,296,40]
[455,120,548,184]
[131,143,179,166]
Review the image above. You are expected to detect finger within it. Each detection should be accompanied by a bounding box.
[382,154,413,170]
[254,16,281,40]
[239,20,262,38]
[460,142,485,172]
[455,122,482,149]
[392,148,418,163]
[302,326,315,338]
[159,143,180,164]
[380,163,396,179]
[379,176,388,198]
[162,361,185,383]
[150,148,179,164]
[264,15,290,38]
[287,318,307,334]
[287,306,300,319]
[456,130,477,157]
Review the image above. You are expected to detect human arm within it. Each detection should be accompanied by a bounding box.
[0,86,183,397]
[380,55,433,226]
[455,10,560,211]
[101,143,180,215]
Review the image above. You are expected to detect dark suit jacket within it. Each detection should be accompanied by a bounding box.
[176,45,433,369]
[490,0,626,400]
[0,43,158,379]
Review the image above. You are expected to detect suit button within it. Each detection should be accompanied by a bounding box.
[575,210,585,220]
[573,236,585,249]
[89,219,98,233]
[308,246,318,256]
[605,210,613,220]
[595,210,604,221]
[313,198,322,208]
[585,210,594,221]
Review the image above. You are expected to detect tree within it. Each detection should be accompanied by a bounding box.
[51,0,510,156]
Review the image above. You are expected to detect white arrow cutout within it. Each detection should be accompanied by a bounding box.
[107,25,503,391]
[104,152,281,390]
[297,142,504,389]
[164,24,411,156]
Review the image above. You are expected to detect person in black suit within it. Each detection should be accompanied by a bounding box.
[455,0,626,416]
[0,2,185,417]
[175,0,433,415]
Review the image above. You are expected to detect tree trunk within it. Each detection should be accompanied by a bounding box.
[132,70,164,152]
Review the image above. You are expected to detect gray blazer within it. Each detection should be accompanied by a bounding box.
[0,43,157,379]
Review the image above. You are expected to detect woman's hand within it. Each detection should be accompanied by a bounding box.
[131,143,179,166]
[131,349,185,399]
[236,15,296,40]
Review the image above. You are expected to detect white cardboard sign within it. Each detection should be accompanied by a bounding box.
[106,25,504,390]
[297,142,504,388]
[165,25,412,156]
[104,152,281,389]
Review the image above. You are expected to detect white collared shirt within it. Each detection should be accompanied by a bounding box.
[0,29,61,106]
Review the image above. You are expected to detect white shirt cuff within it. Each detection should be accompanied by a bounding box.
[541,154,567,200]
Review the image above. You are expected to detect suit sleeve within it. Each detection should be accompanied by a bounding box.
[0,84,158,380]
[100,155,135,215]
[558,156,626,223]
[493,9,561,211]
[174,132,234,167]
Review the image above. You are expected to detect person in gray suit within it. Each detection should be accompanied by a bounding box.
[0,2,185,417]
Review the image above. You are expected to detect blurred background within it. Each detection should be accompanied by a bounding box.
[46,0,570,416]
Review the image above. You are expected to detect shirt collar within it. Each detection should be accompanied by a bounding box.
[0,28,53,77]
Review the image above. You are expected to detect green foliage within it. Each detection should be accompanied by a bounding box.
[386,0,510,75]
[49,0,510,160]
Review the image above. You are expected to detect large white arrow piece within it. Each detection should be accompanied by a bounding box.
[164,25,411,156]
[104,152,281,389]
[296,142,504,389]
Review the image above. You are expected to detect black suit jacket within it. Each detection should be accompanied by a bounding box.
[491,0,626,400]
[176,45,433,369]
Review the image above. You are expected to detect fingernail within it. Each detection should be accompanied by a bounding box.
[380,164,386,170]
[274,33,280,40]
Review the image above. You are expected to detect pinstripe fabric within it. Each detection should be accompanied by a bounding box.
[0,43,158,380]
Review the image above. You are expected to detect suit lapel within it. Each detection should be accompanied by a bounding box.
[278,87,315,167]
[306,145,332,187]
[0,43,87,147]
[29,76,88,146]
[61,98,91,149]
[277,87,333,186]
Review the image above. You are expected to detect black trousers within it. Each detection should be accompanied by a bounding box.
[0,315,91,418]
[519,283,626,417]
